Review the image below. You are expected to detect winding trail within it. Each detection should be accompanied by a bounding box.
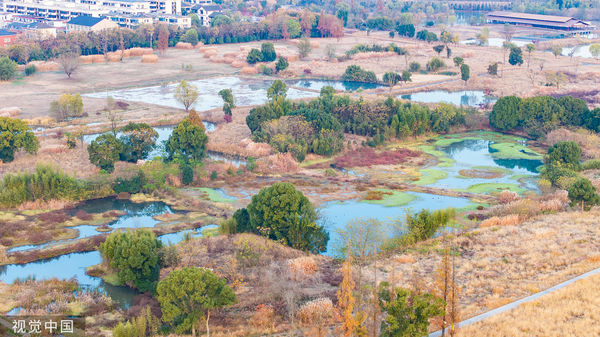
[428,266,600,336]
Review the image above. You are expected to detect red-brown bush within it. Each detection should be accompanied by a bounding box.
[334,147,420,168]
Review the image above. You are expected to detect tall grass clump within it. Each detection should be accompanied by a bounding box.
[0,164,92,207]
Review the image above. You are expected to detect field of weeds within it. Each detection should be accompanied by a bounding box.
[373,210,600,324]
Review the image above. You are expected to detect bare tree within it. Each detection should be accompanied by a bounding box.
[58,53,79,79]
[502,23,516,42]
[104,96,121,135]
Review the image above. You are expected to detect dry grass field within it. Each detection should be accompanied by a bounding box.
[456,272,600,337]
[373,210,600,323]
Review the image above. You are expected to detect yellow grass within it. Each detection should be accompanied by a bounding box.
[457,273,600,337]
[141,54,158,63]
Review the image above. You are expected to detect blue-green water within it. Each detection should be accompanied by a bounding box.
[400,90,497,107]
[319,192,472,255]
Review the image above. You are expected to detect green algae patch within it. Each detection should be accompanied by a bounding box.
[413,168,448,185]
[461,183,526,194]
[361,189,417,207]
[489,142,542,160]
[195,187,236,203]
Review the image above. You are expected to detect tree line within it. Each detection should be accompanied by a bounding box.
[246,81,468,161]
[489,95,600,139]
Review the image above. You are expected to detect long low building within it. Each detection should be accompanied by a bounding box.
[486,11,593,31]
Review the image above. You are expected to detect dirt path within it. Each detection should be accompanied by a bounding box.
[428,266,600,336]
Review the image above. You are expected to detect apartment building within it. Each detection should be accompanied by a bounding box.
[65,15,119,31]
[2,0,182,21]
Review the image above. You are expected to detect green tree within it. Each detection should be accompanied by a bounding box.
[432,44,445,56]
[401,70,412,83]
[88,133,123,173]
[174,80,199,112]
[165,118,208,163]
[50,93,84,121]
[0,56,17,81]
[525,43,536,68]
[99,229,162,292]
[489,96,522,130]
[246,48,263,64]
[378,286,445,337]
[119,122,158,162]
[508,47,524,66]
[261,42,276,62]
[275,57,289,72]
[218,88,235,121]
[267,80,288,100]
[383,72,400,89]
[408,62,420,72]
[552,46,563,58]
[246,182,329,253]
[460,63,470,86]
[568,178,600,211]
[181,28,199,45]
[0,117,39,163]
[452,56,463,67]
[298,36,312,58]
[545,141,581,169]
[157,267,236,337]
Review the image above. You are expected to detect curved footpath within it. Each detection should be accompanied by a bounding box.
[428,266,600,336]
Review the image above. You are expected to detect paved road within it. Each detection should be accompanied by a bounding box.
[428,266,600,336]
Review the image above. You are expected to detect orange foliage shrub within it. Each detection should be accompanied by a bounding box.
[175,42,194,49]
[480,214,521,227]
[231,60,248,68]
[79,55,93,64]
[251,304,276,330]
[141,54,158,63]
[241,66,258,74]
[499,190,520,204]
[296,298,336,333]
[256,153,298,173]
[91,55,105,63]
[287,256,318,279]
[27,61,58,72]
[128,47,153,56]
[107,54,121,62]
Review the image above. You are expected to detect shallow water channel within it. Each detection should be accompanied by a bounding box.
[399,90,497,107]
[0,198,217,309]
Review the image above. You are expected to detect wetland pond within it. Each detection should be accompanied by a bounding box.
[415,132,543,194]
[399,90,496,107]
[0,197,217,309]
[83,77,382,111]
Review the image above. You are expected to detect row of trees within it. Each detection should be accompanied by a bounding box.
[489,95,600,138]
[0,9,343,65]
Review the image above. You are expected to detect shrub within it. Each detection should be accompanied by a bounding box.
[0,165,90,207]
[406,208,456,242]
[426,57,445,73]
[488,62,498,75]
[0,117,39,163]
[260,64,273,75]
[341,65,378,83]
[298,36,312,58]
[181,164,194,185]
[113,172,144,194]
[568,178,600,211]
[99,229,162,292]
[210,170,218,180]
[0,56,17,81]
[88,133,124,173]
[275,57,289,72]
[164,118,208,164]
[50,94,84,121]
[246,182,329,253]
[261,42,276,62]
[545,141,581,170]
[24,64,37,76]
[409,61,421,72]
[247,48,263,64]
